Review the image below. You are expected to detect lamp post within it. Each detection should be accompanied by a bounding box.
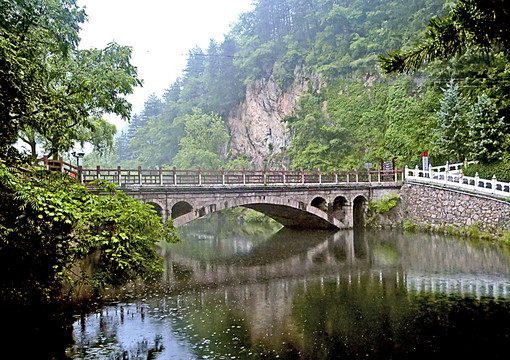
[72,151,85,168]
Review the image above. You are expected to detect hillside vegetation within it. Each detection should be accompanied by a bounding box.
[92,0,510,174]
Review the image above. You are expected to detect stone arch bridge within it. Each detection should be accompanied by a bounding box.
[124,184,400,230]
[35,158,403,230]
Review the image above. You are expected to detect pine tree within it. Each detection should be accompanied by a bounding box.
[467,94,507,163]
[436,81,470,162]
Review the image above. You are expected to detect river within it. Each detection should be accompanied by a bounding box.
[67,214,510,359]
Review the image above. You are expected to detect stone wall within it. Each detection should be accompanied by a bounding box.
[400,182,510,234]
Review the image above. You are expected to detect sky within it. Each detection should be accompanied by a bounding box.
[77,0,254,130]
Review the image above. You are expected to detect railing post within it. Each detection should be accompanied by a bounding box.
[59,157,64,173]
[78,165,83,184]
[492,175,497,194]
[159,166,163,186]
[43,155,49,170]
[138,166,142,185]
[394,168,397,182]
[282,168,286,184]
[198,167,202,186]
[475,172,480,188]
[334,168,338,183]
[402,167,406,181]
[301,168,304,184]
[263,169,267,185]
[221,167,225,185]
[429,166,433,180]
[173,167,177,185]
[347,169,350,183]
[368,170,372,183]
[97,165,101,180]
[444,163,449,184]
[118,166,122,186]
[318,168,322,184]
[355,169,359,183]
[378,169,381,183]
[242,168,246,185]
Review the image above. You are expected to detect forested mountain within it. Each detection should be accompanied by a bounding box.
[91,0,510,173]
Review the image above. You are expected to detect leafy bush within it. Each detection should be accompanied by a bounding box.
[0,162,179,308]
[368,193,399,215]
[462,154,510,182]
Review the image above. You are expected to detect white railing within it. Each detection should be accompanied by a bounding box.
[406,161,510,198]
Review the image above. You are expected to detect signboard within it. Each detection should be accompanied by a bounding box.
[364,162,372,170]
[382,161,393,171]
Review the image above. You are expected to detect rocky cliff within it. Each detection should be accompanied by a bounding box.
[228,71,320,169]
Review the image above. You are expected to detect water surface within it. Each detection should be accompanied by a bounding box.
[68,215,510,359]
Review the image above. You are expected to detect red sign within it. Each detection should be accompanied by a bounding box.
[422,151,428,157]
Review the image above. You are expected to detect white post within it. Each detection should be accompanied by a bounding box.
[318,169,322,184]
[159,166,163,186]
[118,166,122,186]
[405,165,408,179]
[301,168,304,184]
[444,162,449,184]
[198,167,202,186]
[492,175,497,194]
[222,168,225,185]
[475,172,480,188]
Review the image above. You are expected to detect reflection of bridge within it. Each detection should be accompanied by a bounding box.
[37,157,403,229]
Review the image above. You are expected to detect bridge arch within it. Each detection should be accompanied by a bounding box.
[311,196,328,212]
[172,196,343,230]
[172,201,193,219]
[333,196,348,223]
[353,195,368,228]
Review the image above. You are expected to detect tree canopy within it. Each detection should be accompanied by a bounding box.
[380,0,510,74]
[0,0,141,158]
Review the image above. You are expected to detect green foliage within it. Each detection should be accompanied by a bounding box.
[467,94,507,163]
[462,154,510,182]
[173,109,229,169]
[435,80,470,162]
[0,162,178,307]
[380,0,510,74]
[0,1,141,158]
[368,194,399,215]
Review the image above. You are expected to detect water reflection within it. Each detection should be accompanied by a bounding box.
[69,217,510,359]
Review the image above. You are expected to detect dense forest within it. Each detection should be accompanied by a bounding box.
[86,0,510,179]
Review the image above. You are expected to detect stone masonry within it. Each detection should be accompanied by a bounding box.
[400,182,510,234]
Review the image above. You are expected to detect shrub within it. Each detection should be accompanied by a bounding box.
[462,153,510,182]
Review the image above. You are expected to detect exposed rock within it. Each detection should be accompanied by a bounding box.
[228,70,319,169]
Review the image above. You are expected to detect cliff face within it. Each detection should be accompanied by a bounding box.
[228,71,317,168]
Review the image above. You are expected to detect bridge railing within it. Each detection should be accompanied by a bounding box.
[35,157,404,186]
[81,167,404,186]
[35,156,80,179]
[405,162,510,198]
